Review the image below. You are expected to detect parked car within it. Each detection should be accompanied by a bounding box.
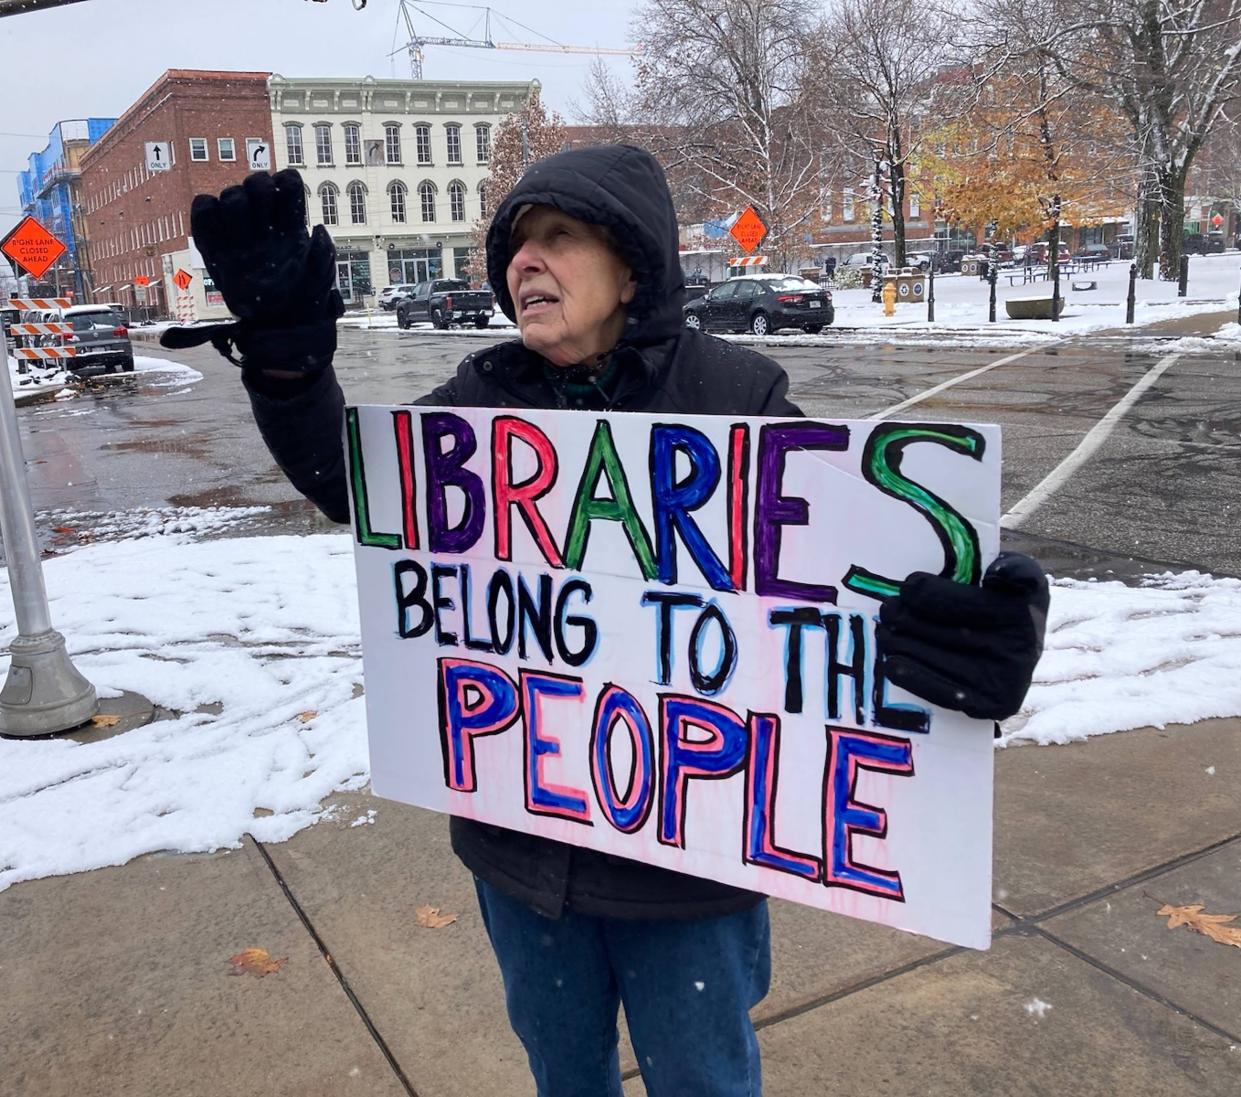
[682,274,833,335]
[396,279,494,329]
[839,251,891,269]
[978,242,1014,265]
[904,252,933,272]
[59,305,134,374]
[1184,232,1225,255]
[1026,241,1071,265]
[379,283,418,311]
[934,249,966,273]
[1115,233,1135,260]
[1074,244,1113,262]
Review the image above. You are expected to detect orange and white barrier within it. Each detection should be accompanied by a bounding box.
[13,347,76,360]
[9,323,72,336]
[7,297,72,310]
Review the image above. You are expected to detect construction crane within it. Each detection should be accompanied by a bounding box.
[394,0,634,80]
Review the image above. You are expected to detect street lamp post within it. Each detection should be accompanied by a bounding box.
[0,322,97,736]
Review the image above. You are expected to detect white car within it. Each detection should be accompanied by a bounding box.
[379,283,417,311]
[904,252,933,271]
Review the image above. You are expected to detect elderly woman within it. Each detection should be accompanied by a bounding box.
[167,145,1046,1097]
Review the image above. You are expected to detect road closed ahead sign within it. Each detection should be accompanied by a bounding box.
[1,216,66,280]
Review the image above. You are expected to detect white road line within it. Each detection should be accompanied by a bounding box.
[1002,351,1182,529]
[867,342,1063,421]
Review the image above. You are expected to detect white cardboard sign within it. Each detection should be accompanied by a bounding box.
[346,405,1001,949]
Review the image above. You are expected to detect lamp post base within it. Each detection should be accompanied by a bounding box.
[0,629,98,738]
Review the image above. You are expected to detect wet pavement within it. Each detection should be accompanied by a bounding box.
[9,323,1241,580]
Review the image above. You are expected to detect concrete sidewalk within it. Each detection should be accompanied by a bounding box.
[3,716,1238,1097]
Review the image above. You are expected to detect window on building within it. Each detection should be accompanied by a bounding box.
[189,138,209,162]
[415,124,432,165]
[344,124,362,165]
[478,181,488,219]
[843,188,855,221]
[820,186,832,223]
[218,137,236,161]
[909,192,920,219]
[475,124,491,164]
[385,123,402,164]
[419,180,436,222]
[445,124,462,165]
[315,123,333,166]
[389,180,408,223]
[448,180,466,222]
[320,183,339,225]
[286,124,305,165]
[348,181,367,224]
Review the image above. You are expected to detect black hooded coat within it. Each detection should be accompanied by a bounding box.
[247,144,801,920]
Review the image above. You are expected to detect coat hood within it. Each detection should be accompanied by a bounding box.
[485,144,686,346]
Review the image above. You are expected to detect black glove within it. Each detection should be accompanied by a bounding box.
[159,169,343,373]
[876,552,1050,721]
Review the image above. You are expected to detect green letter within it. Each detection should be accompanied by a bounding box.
[563,420,657,579]
[843,422,984,600]
[346,407,401,549]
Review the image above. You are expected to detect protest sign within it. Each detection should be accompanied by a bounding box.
[346,406,1001,949]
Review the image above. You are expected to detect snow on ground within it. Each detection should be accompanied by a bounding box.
[1,530,1239,890]
[35,504,272,549]
[6,354,201,405]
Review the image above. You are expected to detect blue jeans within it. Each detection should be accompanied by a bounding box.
[474,879,771,1097]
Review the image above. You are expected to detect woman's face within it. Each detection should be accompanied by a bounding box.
[506,206,637,367]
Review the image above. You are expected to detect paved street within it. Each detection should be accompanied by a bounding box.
[14,321,1241,580]
[4,319,1240,1096]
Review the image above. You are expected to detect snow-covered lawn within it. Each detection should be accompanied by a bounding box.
[1,530,1238,892]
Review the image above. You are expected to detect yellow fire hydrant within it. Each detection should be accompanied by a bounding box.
[882,279,897,317]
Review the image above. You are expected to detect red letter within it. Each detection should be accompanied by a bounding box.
[493,417,564,567]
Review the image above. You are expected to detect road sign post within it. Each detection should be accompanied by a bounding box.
[0,298,97,736]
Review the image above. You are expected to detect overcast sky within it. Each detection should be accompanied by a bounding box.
[0,0,636,235]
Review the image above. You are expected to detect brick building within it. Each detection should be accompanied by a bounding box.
[79,70,273,318]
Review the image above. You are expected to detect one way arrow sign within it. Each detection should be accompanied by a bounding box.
[145,141,172,173]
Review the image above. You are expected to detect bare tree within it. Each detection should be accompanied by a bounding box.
[630,0,821,271]
[816,0,964,266]
[468,87,567,281]
[1037,0,1241,278]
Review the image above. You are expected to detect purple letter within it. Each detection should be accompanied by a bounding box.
[422,412,486,554]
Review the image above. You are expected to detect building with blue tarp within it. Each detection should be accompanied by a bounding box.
[17,118,116,298]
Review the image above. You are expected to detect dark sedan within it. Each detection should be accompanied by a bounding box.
[683,275,834,335]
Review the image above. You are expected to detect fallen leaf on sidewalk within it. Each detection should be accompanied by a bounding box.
[1157,904,1241,949]
[414,905,458,929]
[228,948,287,976]
[297,710,318,723]
[90,714,121,728]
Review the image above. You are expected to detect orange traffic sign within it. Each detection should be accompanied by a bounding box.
[173,268,193,291]
[1,215,66,280]
[134,275,151,287]
[729,207,767,254]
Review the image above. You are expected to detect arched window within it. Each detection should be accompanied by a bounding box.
[448,180,466,222]
[314,123,333,166]
[418,180,436,223]
[319,182,339,226]
[445,123,462,165]
[415,123,432,165]
[284,123,304,166]
[478,181,488,219]
[389,180,408,224]
[384,123,402,164]
[475,123,491,164]
[347,181,367,225]
[344,123,361,166]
